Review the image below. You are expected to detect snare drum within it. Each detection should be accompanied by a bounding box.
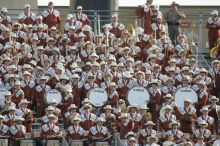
[127,86,150,106]
[70,140,83,146]
[20,140,33,146]
[174,87,198,108]
[88,88,108,107]
[95,142,109,146]
[45,89,62,105]
[46,140,60,146]
[0,139,8,146]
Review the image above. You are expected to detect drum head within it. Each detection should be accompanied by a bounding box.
[174,87,198,108]
[0,87,7,102]
[45,89,62,105]
[127,86,150,106]
[88,88,108,107]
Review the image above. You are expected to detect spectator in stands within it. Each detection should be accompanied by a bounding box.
[164,1,186,45]
[18,4,36,25]
[42,1,61,29]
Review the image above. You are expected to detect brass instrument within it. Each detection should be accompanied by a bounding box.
[210,37,220,58]
[127,23,136,37]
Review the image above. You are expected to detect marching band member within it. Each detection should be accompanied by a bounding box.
[161,78,176,96]
[90,117,109,143]
[193,120,211,142]
[4,74,16,93]
[79,98,91,114]
[0,115,9,136]
[125,137,139,146]
[143,54,157,71]
[175,66,190,86]
[34,15,48,33]
[148,79,161,126]
[176,75,192,89]
[117,113,134,139]
[195,135,206,146]
[113,99,128,116]
[64,104,80,128]
[128,105,142,133]
[145,136,160,146]
[100,105,116,129]
[64,14,82,33]
[194,81,208,115]
[9,116,26,146]
[119,47,133,64]
[0,91,16,113]
[151,64,163,80]
[105,82,119,107]
[108,14,125,38]
[42,2,61,29]
[139,105,152,128]
[159,105,176,132]
[133,71,149,87]
[71,74,83,106]
[41,114,60,139]
[136,0,153,34]
[35,76,51,116]
[41,106,56,124]
[151,15,166,39]
[0,7,12,27]
[207,10,220,49]
[138,121,157,145]
[80,104,96,131]
[16,99,33,133]
[179,98,197,133]
[207,96,220,134]
[60,84,73,114]
[47,99,61,118]
[21,71,35,105]
[66,116,89,142]
[161,94,179,116]
[12,80,24,106]
[209,59,220,96]
[165,58,180,74]
[197,106,214,133]
[73,6,91,26]
[18,4,36,25]
[117,71,134,100]
[175,35,192,57]
[4,106,17,127]
[83,73,99,97]
[165,121,183,143]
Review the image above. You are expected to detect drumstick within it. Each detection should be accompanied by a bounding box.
[102,135,112,141]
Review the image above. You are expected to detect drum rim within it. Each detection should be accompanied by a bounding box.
[127,86,150,106]
[87,87,108,107]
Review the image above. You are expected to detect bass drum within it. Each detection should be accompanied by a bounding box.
[174,87,198,108]
[44,89,62,105]
[127,86,150,106]
[88,88,108,107]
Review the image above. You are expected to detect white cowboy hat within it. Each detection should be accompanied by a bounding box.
[48,99,58,105]
[96,117,106,122]
[209,96,219,102]
[14,116,25,121]
[184,98,192,103]
[60,74,69,80]
[140,105,149,110]
[4,91,11,96]
[82,98,90,104]
[118,113,128,119]
[169,121,180,128]
[15,80,21,86]
[211,10,218,15]
[123,71,132,78]
[71,116,81,123]
[72,74,80,79]
[165,94,173,99]
[83,104,92,109]
[196,80,206,87]
[104,105,113,110]
[199,120,208,126]
[68,104,78,110]
[22,71,31,76]
[19,99,30,105]
[78,32,86,38]
[45,106,55,111]
[200,106,209,112]
[64,84,72,93]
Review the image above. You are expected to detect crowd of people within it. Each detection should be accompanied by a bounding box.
[0,0,219,146]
